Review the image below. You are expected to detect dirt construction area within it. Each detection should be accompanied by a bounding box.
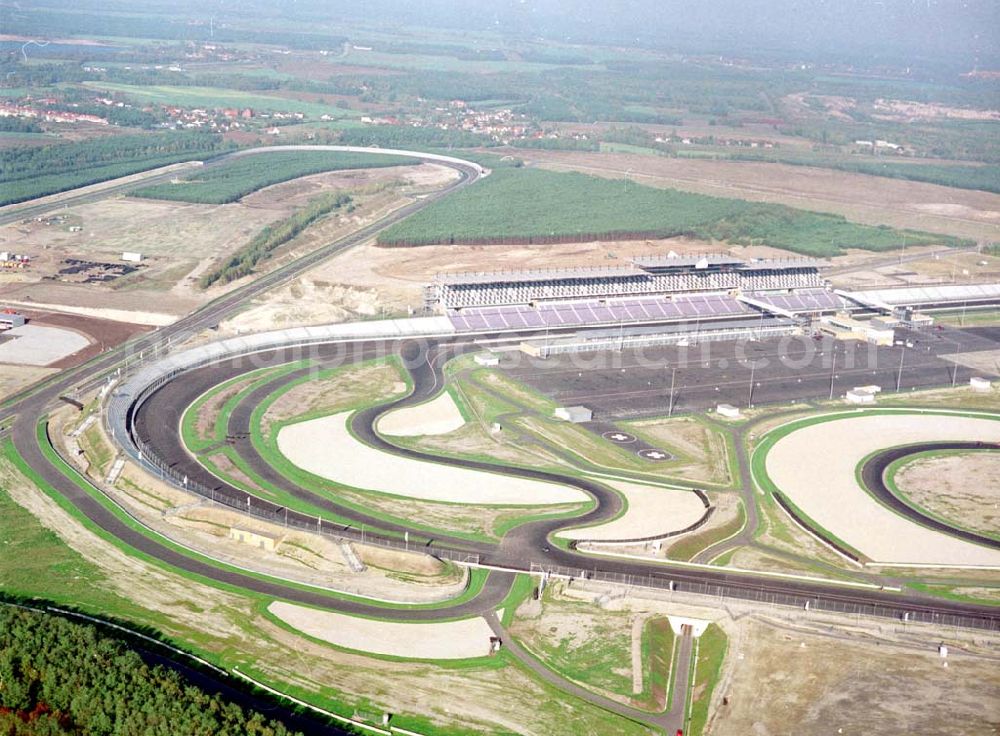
[0,164,450,326]
[712,617,1000,736]
[764,411,1000,567]
[277,411,589,505]
[518,149,1000,242]
[894,451,1000,538]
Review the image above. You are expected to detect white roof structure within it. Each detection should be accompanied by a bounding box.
[845,283,1000,307]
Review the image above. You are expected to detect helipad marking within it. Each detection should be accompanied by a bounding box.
[603,430,637,444]
[638,448,672,461]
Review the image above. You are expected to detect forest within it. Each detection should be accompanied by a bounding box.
[378,168,969,255]
[0,132,231,206]
[0,606,308,736]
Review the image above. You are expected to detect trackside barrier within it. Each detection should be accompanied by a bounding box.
[120,429,481,565]
[103,319,484,563]
[527,563,1000,633]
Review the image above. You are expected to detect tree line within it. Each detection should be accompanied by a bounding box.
[0,606,307,736]
[200,191,353,288]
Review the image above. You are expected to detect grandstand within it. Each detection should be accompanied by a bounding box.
[430,254,836,332]
[432,256,826,310]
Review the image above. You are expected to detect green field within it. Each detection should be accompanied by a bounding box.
[133,150,420,204]
[82,81,360,120]
[686,624,729,736]
[378,168,967,256]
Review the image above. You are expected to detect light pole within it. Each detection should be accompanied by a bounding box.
[828,344,837,400]
[668,366,677,417]
[896,346,906,392]
[747,360,756,409]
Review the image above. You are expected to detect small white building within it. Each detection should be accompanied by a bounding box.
[970,376,992,393]
[716,403,741,419]
[474,352,500,367]
[554,406,592,423]
[229,526,282,551]
[845,387,877,405]
[121,251,143,263]
[0,311,26,329]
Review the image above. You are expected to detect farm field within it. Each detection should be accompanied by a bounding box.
[133,150,421,204]
[81,81,362,121]
[520,150,1000,243]
[377,167,966,256]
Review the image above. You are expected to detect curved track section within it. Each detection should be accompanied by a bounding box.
[121,335,1000,631]
[5,142,999,638]
[860,441,1000,550]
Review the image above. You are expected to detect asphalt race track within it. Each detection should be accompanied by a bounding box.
[3,146,1000,733]
[860,441,1000,550]
[123,334,1000,632]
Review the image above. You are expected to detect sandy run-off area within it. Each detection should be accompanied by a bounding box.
[558,480,706,541]
[277,412,587,505]
[764,411,1000,567]
[378,391,465,436]
[268,601,493,659]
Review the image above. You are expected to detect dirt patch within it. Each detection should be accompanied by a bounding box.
[406,421,575,472]
[16,309,150,368]
[713,617,1000,736]
[0,165,439,325]
[894,452,1000,537]
[261,361,404,434]
[334,482,579,540]
[191,372,267,444]
[626,416,735,486]
[0,363,57,397]
[202,451,269,495]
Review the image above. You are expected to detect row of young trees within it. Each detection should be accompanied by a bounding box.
[200,191,353,288]
[0,606,304,736]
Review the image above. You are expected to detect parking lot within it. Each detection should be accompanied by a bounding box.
[502,325,1000,419]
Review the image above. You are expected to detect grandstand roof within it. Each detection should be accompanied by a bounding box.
[631,254,744,270]
[740,258,829,271]
[435,265,643,285]
[845,283,1000,306]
